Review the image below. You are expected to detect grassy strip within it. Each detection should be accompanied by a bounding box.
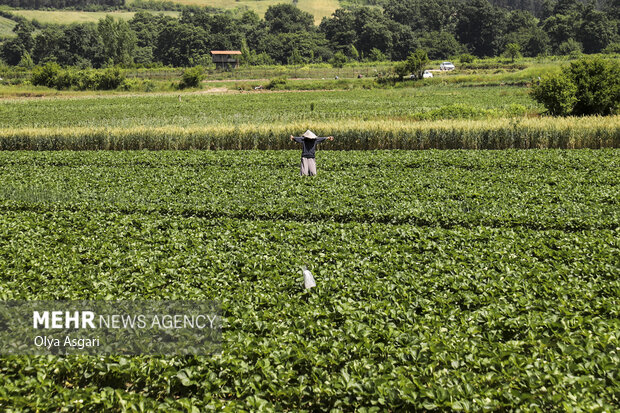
[0,117,617,150]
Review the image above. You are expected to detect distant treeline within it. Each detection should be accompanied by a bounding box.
[488,0,615,16]
[1,0,618,68]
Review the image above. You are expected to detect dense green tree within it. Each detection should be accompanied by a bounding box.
[368,48,387,61]
[488,0,546,17]
[359,20,393,57]
[155,20,209,66]
[98,16,136,66]
[14,20,35,53]
[264,4,314,34]
[557,38,583,55]
[552,0,583,16]
[330,51,347,67]
[319,7,395,58]
[0,21,35,65]
[31,23,104,67]
[394,49,428,80]
[456,0,508,57]
[129,11,175,65]
[1,0,618,68]
[59,23,104,67]
[319,8,357,53]
[506,9,538,33]
[578,7,618,53]
[32,25,64,64]
[384,0,455,33]
[504,26,550,56]
[179,7,211,31]
[257,32,330,64]
[532,57,619,115]
[0,39,24,66]
[542,13,580,49]
[0,0,122,9]
[418,31,465,60]
[388,21,417,60]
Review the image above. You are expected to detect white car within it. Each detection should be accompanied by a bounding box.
[440,61,455,71]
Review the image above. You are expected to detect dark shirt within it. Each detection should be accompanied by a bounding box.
[293,137,327,158]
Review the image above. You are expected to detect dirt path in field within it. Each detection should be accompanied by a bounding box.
[0,87,235,101]
[0,86,345,101]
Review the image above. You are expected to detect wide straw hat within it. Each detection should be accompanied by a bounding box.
[302,130,317,139]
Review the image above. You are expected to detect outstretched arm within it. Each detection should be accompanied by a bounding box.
[290,135,304,143]
[316,136,334,143]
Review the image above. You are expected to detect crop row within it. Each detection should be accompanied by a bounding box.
[0,211,618,410]
[0,150,617,230]
[0,149,617,411]
[0,116,618,150]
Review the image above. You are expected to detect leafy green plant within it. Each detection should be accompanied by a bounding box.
[266,76,287,90]
[503,43,522,62]
[96,67,125,90]
[30,64,126,90]
[394,49,429,80]
[531,72,578,115]
[329,51,348,68]
[178,66,205,89]
[459,53,475,64]
[30,61,61,88]
[0,149,618,411]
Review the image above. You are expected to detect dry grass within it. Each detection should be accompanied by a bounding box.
[126,0,338,24]
[9,10,179,24]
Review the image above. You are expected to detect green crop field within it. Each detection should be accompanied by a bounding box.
[1,86,618,150]
[0,150,618,410]
[0,86,539,128]
[8,10,179,24]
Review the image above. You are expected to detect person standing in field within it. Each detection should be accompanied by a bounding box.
[290,130,334,176]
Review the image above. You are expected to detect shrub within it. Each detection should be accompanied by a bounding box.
[74,71,98,90]
[531,72,578,116]
[178,66,205,89]
[266,76,287,90]
[31,62,61,88]
[368,48,386,62]
[96,67,125,90]
[393,50,428,80]
[502,43,522,63]
[459,53,475,64]
[557,39,582,56]
[602,43,620,54]
[31,64,125,91]
[567,58,620,116]
[330,51,348,68]
[54,69,77,90]
[531,57,619,116]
